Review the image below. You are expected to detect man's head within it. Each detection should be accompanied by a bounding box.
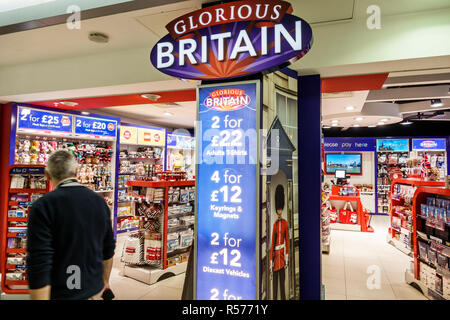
[45,150,78,187]
[275,184,285,219]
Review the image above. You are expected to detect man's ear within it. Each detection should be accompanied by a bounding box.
[44,169,51,180]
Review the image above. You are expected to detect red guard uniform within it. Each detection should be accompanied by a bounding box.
[270,218,289,271]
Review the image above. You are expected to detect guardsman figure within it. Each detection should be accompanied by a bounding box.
[270,185,289,300]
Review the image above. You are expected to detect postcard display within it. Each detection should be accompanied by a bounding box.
[11,105,119,233]
[118,124,166,233]
[1,165,51,294]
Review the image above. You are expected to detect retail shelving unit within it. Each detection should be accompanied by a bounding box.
[117,124,165,234]
[405,186,450,300]
[376,150,409,214]
[388,178,444,256]
[328,185,373,233]
[1,165,50,295]
[121,179,195,284]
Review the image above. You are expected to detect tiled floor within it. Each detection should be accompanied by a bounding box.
[108,234,185,300]
[109,215,427,300]
[322,215,427,300]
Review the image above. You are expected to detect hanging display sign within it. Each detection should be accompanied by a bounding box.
[17,107,72,134]
[150,0,313,80]
[120,125,138,144]
[196,81,259,300]
[10,166,45,175]
[376,139,409,152]
[168,133,195,149]
[137,128,166,146]
[324,137,376,152]
[74,116,117,137]
[412,138,446,151]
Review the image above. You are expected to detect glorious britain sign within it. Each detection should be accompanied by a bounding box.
[150,0,313,80]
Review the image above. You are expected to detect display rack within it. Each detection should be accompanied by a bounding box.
[405,186,450,300]
[328,185,373,233]
[388,178,445,256]
[120,180,195,285]
[117,124,166,234]
[376,150,409,214]
[1,165,50,295]
[11,104,120,234]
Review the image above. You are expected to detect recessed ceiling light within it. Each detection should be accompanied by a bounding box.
[323,126,331,129]
[431,99,443,108]
[355,117,363,121]
[368,125,377,128]
[380,118,389,122]
[331,119,339,123]
[163,111,174,116]
[60,101,78,107]
[141,94,161,101]
[331,123,339,127]
[353,124,360,127]
[81,111,90,115]
[378,121,385,125]
[401,120,412,125]
[345,106,355,111]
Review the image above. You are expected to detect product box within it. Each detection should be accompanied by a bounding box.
[427,197,436,207]
[428,249,437,266]
[421,204,428,219]
[418,241,430,262]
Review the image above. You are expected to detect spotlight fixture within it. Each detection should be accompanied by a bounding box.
[331,123,339,127]
[431,99,443,108]
[355,117,363,121]
[380,118,389,122]
[323,126,331,129]
[353,124,360,127]
[401,120,412,125]
[163,111,174,116]
[368,125,377,128]
[59,101,78,107]
[141,93,161,101]
[377,121,385,125]
[81,111,90,115]
[331,119,339,123]
[345,106,355,111]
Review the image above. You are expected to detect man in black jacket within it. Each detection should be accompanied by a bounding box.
[26,150,116,300]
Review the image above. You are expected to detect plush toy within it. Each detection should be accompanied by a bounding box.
[30,140,40,153]
[40,141,50,154]
[23,140,31,153]
[49,141,58,153]
[37,153,46,164]
[29,153,38,164]
[14,153,19,163]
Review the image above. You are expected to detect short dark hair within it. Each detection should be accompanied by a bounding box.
[275,185,285,211]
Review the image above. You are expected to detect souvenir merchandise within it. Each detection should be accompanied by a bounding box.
[2,166,49,293]
[123,180,195,272]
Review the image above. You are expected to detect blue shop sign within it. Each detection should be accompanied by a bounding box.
[196,82,259,300]
[324,138,375,151]
[412,138,446,151]
[376,139,409,152]
[17,107,72,133]
[74,116,117,137]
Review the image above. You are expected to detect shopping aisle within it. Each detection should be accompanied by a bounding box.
[108,234,185,300]
[322,215,427,300]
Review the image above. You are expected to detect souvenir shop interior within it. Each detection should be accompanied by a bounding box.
[320,73,450,301]
[1,99,198,300]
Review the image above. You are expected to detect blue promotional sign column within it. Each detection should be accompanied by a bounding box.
[195,80,260,300]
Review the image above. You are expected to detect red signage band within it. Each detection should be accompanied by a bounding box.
[166,0,293,39]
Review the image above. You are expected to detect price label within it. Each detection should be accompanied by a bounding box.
[74,116,117,137]
[196,82,259,300]
[17,107,73,133]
